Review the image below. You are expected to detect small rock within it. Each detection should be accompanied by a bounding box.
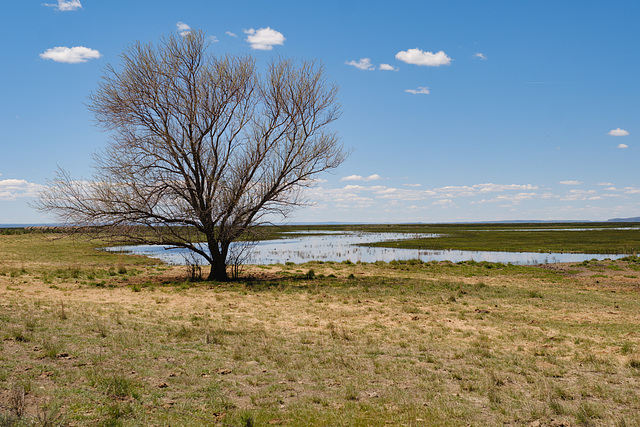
[216,368,232,375]
[158,382,168,388]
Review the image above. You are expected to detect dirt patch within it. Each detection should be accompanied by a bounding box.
[536,259,640,290]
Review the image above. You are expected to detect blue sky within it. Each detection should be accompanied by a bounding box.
[1,0,639,224]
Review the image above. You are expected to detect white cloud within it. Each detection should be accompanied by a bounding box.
[39,46,101,63]
[176,21,191,37]
[435,183,538,198]
[617,143,629,149]
[379,63,398,71]
[346,58,374,70]
[608,128,629,136]
[341,174,382,182]
[244,27,285,50]
[560,189,598,201]
[43,0,82,11]
[0,179,46,201]
[433,199,454,207]
[474,52,487,60]
[559,180,582,185]
[375,187,437,201]
[476,193,538,204]
[620,186,640,195]
[225,31,238,37]
[405,87,430,95]
[209,35,219,43]
[403,183,422,187]
[395,48,451,67]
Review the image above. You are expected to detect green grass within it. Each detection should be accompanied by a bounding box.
[261,222,640,254]
[366,225,640,254]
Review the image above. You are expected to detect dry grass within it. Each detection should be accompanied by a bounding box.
[1,234,640,425]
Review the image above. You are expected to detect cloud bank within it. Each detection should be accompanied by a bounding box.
[0,179,46,201]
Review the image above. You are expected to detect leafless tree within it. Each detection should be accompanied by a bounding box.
[37,31,346,281]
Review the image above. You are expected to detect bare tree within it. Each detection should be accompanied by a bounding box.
[37,31,346,281]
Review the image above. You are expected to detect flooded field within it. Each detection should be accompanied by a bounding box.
[107,231,627,265]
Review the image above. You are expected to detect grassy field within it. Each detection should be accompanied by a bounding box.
[1,232,640,426]
[261,222,640,255]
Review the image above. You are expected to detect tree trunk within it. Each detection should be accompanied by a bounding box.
[207,255,228,281]
[206,239,229,281]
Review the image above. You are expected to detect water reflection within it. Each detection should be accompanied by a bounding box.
[106,231,628,266]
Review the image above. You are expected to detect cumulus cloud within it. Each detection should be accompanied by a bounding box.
[474,52,487,60]
[379,63,398,71]
[225,31,238,37]
[405,87,430,95]
[559,180,582,185]
[39,46,101,63]
[0,179,46,201]
[346,58,374,70]
[608,128,629,136]
[176,21,191,37]
[341,174,382,182]
[244,27,285,50]
[617,143,629,149]
[43,0,82,11]
[395,48,451,66]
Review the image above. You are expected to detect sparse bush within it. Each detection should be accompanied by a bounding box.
[10,383,26,419]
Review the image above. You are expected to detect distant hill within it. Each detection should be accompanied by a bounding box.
[608,217,640,222]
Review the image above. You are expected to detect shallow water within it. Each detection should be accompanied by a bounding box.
[106,231,628,266]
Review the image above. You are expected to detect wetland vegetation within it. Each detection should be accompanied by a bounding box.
[1,224,640,426]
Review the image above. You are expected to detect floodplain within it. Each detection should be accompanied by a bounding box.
[1,224,640,426]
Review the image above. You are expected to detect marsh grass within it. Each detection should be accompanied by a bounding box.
[1,231,640,425]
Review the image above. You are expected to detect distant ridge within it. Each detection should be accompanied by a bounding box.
[608,217,640,222]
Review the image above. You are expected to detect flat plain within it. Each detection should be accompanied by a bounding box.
[1,229,640,426]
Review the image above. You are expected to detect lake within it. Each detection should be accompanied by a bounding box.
[106,231,627,265]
